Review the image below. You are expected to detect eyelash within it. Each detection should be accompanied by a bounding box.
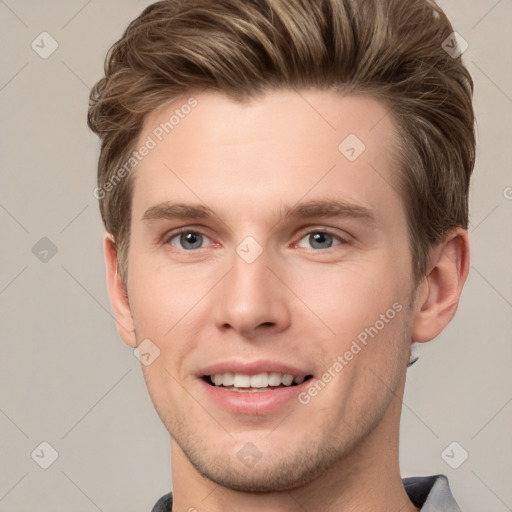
[164,227,348,251]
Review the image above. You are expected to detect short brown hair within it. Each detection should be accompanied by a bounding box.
[88,0,475,288]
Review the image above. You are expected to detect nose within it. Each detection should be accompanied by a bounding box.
[212,244,292,339]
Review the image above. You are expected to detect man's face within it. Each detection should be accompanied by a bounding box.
[124,90,417,491]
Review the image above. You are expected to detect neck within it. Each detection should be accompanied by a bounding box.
[170,374,418,512]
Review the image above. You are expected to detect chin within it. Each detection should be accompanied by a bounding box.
[176,433,351,493]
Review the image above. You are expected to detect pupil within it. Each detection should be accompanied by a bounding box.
[311,232,332,249]
[182,232,202,249]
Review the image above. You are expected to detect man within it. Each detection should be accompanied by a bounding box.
[87,0,475,510]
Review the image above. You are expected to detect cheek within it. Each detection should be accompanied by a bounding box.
[292,260,411,387]
[126,249,210,338]
[126,255,212,391]
[294,258,404,328]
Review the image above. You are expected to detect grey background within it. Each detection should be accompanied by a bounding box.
[0,1,511,511]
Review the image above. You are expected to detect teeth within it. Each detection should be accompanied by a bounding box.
[223,372,234,386]
[209,372,308,389]
[250,373,269,388]
[268,372,282,386]
[281,374,294,386]
[233,374,251,388]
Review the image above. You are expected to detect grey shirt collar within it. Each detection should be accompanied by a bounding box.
[152,474,462,511]
[403,474,462,512]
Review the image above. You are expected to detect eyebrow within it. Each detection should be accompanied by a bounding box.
[142,199,376,226]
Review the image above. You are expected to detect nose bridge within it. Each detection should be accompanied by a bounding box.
[213,238,290,335]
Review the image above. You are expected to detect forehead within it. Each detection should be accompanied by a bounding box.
[131,89,402,225]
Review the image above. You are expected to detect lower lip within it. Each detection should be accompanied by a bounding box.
[199,378,311,415]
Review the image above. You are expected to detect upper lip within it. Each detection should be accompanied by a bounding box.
[198,360,312,378]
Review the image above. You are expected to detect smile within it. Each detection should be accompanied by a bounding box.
[204,372,313,391]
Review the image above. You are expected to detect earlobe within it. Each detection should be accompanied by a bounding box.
[104,233,137,347]
[411,229,470,343]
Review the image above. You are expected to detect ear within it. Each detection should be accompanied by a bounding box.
[104,233,137,348]
[411,228,470,343]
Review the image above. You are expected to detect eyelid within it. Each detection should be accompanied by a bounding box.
[162,225,351,250]
[164,227,215,248]
[293,227,351,248]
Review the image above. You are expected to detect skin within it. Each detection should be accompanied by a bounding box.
[105,90,469,512]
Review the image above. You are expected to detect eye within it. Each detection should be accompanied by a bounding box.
[296,231,345,250]
[167,230,212,250]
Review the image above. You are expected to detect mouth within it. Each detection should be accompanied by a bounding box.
[201,372,314,392]
[197,360,315,414]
